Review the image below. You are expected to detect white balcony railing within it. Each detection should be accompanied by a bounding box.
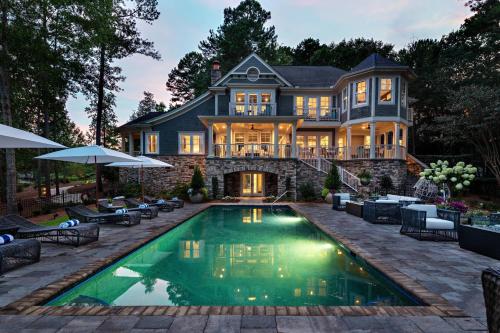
[229,103,276,116]
[294,107,339,121]
[213,144,291,158]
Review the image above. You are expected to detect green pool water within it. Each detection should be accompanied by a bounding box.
[47,206,417,306]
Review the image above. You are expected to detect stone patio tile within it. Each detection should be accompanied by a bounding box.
[308,316,349,332]
[129,330,168,333]
[276,316,314,333]
[134,316,174,329]
[342,316,385,329]
[95,315,140,332]
[0,315,40,330]
[24,316,73,331]
[168,315,208,333]
[204,315,241,333]
[408,316,462,333]
[240,330,277,333]
[57,316,108,332]
[443,317,487,331]
[376,316,424,333]
[241,315,276,329]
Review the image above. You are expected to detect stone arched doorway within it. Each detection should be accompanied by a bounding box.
[224,171,278,197]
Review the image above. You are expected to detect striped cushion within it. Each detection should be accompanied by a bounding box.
[0,234,14,245]
[115,208,128,214]
[59,219,80,228]
[139,204,149,209]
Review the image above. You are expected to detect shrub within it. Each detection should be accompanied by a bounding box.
[169,183,190,200]
[321,188,329,198]
[299,182,316,201]
[190,166,205,193]
[211,177,219,198]
[325,165,341,192]
[117,183,141,198]
[379,175,393,195]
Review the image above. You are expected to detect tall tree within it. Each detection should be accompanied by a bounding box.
[292,38,324,65]
[166,52,208,106]
[329,38,396,70]
[130,91,166,120]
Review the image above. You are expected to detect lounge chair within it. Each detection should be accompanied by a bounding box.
[144,195,184,209]
[482,266,500,333]
[0,238,41,273]
[332,193,353,211]
[363,195,421,224]
[125,197,174,212]
[111,198,159,219]
[66,205,141,227]
[0,215,99,247]
[400,204,460,241]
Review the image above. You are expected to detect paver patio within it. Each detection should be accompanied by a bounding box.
[0,202,496,332]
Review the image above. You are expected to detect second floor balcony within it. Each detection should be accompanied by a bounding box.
[294,106,339,121]
[229,102,277,117]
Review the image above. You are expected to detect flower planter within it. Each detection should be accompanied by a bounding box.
[189,193,204,203]
[325,192,333,204]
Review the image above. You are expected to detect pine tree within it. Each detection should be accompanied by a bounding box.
[166,52,208,106]
[130,91,166,120]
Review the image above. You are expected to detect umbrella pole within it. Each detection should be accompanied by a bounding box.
[141,166,144,202]
[95,156,99,207]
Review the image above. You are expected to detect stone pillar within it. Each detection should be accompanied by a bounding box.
[291,122,297,158]
[273,122,279,158]
[128,133,133,155]
[369,122,376,159]
[394,122,401,159]
[207,121,214,157]
[225,122,231,158]
[346,126,352,160]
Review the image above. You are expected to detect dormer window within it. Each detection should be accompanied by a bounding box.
[246,67,260,82]
[354,80,367,106]
[379,78,393,103]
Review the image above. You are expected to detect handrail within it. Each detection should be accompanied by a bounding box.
[271,190,291,207]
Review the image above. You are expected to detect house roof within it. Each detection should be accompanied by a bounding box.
[350,53,407,72]
[121,111,166,127]
[272,66,347,87]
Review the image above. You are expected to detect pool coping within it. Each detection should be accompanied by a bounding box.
[0,203,467,318]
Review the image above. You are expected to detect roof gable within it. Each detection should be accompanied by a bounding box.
[351,53,406,72]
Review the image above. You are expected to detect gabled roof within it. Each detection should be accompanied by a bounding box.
[272,66,346,87]
[121,111,166,127]
[350,53,407,72]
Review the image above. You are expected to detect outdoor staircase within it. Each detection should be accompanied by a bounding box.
[298,156,360,192]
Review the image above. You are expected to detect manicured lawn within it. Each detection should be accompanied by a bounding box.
[38,215,70,227]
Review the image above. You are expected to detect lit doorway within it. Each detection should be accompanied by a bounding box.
[241,172,264,196]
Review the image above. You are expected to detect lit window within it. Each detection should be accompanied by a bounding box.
[261,133,271,143]
[307,97,317,117]
[320,96,329,117]
[307,136,317,148]
[248,133,258,143]
[295,96,304,116]
[235,133,245,144]
[355,81,367,105]
[146,133,159,154]
[379,78,392,102]
[320,135,329,147]
[236,92,245,103]
[261,93,271,103]
[179,132,204,154]
[297,135,304,148]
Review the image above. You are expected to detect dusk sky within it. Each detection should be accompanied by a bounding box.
[67,0,472,132]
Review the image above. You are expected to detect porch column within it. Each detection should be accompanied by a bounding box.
[394,122,401,159]
[128,133,133,154]
[225,122,231,158]
[207,121,214,157]
[346,126,352,160]
[273,122,279,158]
[369,122,376,159]
[291,122,297,158]
[139,130,144,154]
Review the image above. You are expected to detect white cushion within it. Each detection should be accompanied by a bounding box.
[340,200,350,205]
[334,193,350,200]
[387,194,419,202]
[426,218,454,230]
[407,204,438,218]
[375,199,399,204]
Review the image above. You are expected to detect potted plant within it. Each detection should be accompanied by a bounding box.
[188,166,206,203]
[324,164,341,203]
[358,170,372,186]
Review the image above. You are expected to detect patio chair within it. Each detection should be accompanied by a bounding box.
[125,197,173,212]
[144,195,184,209]
[400,204,460,241]
[66,205,141,227]
[0,215,99,247]
[111,198,159,219]
[332,193,353,211]
[363,200,402,224]
[482,266,500,333]
[0,238,41,274]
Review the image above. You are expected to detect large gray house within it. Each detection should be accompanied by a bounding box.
[119,53,416,198]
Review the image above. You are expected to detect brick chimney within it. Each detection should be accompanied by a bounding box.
[211,60,221,84]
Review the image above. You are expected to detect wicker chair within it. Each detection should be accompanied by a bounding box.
[0,239,41,273]
[363,200,402,224]
[490,212,500,224]
[0,215,99,247]
[332,193,352,211]
[144,195,184,209]
[66,205,141,227]
[125,197,174,212]
[400,204,460,241]
[482,266,500,333]
[111,198,159,219]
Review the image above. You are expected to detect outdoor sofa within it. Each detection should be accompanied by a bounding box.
[0,238,41,274]
[363,195,421,225]
[66,205,141,227]
[125,197,174,212]
[482,266,500,333]
[400,204,460,241]
[332,193,354,211]
[459,212,500,259]
[0,214,99,247]
[110,197,159,219]
[144,195,184,209]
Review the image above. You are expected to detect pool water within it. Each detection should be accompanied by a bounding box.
[47,206,417,306]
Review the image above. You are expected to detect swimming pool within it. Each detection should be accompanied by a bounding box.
[47,206,418,306]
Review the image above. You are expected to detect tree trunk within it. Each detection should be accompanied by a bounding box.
[95,45,106,194]
[0,3,17,214]
[54,162,60,195]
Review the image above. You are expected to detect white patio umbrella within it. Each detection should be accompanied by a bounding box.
[106,155,173,201]
[0,124,66,149]
[35,145,140,204]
